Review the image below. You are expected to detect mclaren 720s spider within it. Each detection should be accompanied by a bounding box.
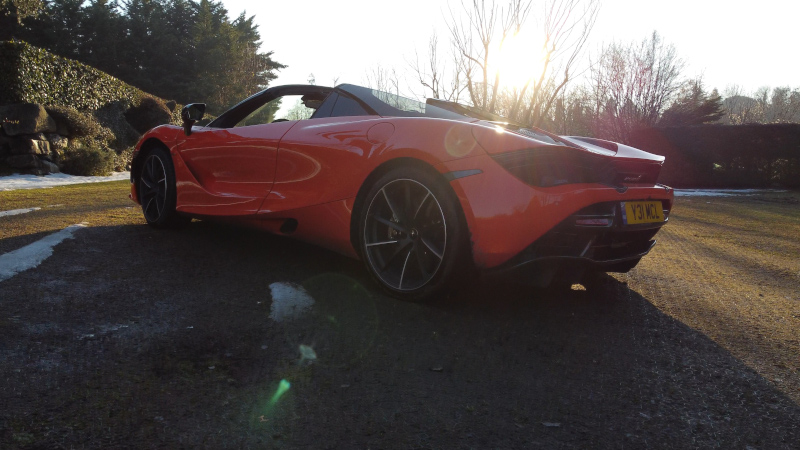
[129,83,673,301]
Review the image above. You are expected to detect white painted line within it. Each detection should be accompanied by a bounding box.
[0,223,87,283]
[269,282,314,322]
[0,207,41,218]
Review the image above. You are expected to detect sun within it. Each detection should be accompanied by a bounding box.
[490,29,547,91]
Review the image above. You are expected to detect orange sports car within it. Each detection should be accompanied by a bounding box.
[130,84,673,301]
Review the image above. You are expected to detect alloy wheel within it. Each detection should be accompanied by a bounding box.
[363,179,447,291]
[140,154,168,223]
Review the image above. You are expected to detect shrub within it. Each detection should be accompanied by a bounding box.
[94,100,140,151]
[113,147,133,172]
[124,95,172,134]
[44,105,101,138]
[59,141,115,176]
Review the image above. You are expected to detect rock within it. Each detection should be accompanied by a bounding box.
[45,134,69,162]
[0,135,10,158]
[8,138,52,156]
[0,104,57,136]
[40,159,60,174]
[23,132,48,141]
[5,153,59,174]
[6,154,40,169]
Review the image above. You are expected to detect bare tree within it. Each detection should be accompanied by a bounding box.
[364,65,401,95]
[409,33,464,101]
[446,0,533,110]
[721,85,762,125]
[765,87,800,123]
[590,31,685,143]
[518,0,599,126]
[721,85,800,125]
[439,0,598,127]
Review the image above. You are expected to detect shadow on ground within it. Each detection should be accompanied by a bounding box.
[1,221,798,448]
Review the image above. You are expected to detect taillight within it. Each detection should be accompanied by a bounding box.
[491,147,663,188]
[490,147,606,187]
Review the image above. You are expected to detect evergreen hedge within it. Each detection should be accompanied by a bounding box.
[0,39,148,111]
[631,124,800,188]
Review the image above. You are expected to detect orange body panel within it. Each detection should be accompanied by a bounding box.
[131,114,673,269]
[172,121,296,215]
[261,117,482,210]
[438,155,673,268]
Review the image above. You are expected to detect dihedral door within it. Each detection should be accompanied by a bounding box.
[173,121,296,215]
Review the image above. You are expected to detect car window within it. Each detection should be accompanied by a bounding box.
[330,94,371,117]
[235,93,328,127]
[310,93,338,118]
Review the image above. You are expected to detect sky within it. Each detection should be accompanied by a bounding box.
[219,0,798,98]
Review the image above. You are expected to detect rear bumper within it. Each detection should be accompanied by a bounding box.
[438,154,674,270]
[487,200,666,285]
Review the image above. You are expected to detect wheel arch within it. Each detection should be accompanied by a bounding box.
[132,138,170,193]
[349,157,472,263]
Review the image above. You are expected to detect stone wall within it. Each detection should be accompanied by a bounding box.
[0,104,64,175]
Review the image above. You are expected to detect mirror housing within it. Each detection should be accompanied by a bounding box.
[181,103,206,135]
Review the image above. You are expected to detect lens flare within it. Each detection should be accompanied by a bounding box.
[444,124,476,157]
[269,379,291,406]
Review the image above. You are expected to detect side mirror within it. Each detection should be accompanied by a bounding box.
[181,103,206,136]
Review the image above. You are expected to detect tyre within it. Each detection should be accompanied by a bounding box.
[138,147,189,228]
[358,166,469,302]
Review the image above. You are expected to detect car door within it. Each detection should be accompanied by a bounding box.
[173,121,296,216]
[263,93,379,212]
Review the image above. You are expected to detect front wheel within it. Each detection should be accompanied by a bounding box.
[358,166,470,302]
[138,147,189,228]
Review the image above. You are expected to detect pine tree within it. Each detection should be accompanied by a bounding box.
[659,79,725,126]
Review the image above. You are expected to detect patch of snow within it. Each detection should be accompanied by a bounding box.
[0,207,41,217]
[0,172,129,191]
[674,189,787,197]
[0,223,87,283]
[269,282,314,322]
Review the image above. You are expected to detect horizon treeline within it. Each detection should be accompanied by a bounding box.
[3,0,285,113]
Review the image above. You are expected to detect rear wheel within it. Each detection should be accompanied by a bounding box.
[138,147,189,228]
[358,166,469,302]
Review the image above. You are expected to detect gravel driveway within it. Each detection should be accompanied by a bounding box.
[1,181,798,448]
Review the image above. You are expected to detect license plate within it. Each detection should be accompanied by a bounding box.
[622,201,664,225]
